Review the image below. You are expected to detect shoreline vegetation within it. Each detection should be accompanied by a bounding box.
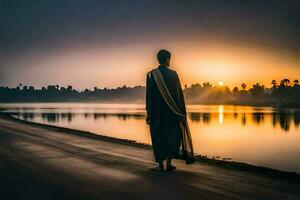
[2,113,299,181]
[0,79,299,108]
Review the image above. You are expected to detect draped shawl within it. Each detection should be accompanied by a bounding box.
[151,68,195,164]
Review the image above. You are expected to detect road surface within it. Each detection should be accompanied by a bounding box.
[0,115,299,200]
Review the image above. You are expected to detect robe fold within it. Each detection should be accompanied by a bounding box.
[146,65,195,164]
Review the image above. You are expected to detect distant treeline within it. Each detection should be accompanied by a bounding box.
[0,79,299,107]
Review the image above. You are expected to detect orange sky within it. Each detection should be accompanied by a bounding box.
[3,39,299,90]
[1,1,299,90]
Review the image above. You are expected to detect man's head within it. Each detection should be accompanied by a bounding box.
[157,49,171,66]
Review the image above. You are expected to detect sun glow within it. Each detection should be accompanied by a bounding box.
[175,43,300,90]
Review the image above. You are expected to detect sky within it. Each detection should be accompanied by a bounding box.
[0,0,299,89]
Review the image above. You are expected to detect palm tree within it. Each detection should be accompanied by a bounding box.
[241,83,246,90]
[280,79,290,87]
[67,85,73,91]
[203,82,212,88]
[271,80,277,88]
[294,79,299,86]
[29,86,34,91]
[232,87,239,95]
[283,79,290,86]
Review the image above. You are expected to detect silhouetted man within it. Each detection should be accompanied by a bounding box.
[146,49,195,172]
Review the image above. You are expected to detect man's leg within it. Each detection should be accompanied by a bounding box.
[159,161,164,169]
[167,158,172,166]
[166,155,176,171]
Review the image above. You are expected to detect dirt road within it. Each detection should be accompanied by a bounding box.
[0,115,299,200]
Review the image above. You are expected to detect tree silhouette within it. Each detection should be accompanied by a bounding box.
[0,79,299,107]
[29,86,34,91]
[203,82,212,87]
[232,87,239,95]
[271,80,277,88]
[67,85,73,91]
[280,79,290,87]
[241,83,246,90]
[250,83,265,98]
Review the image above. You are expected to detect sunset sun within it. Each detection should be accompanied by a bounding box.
[218,81,224,86]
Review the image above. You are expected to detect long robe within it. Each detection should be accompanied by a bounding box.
[146,65,187,162]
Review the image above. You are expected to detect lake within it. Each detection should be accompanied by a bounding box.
[1,103,299,173]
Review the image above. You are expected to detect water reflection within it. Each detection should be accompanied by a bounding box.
[13,112,145,123]
[189,113,211,124]
[241,113,246,125]
[252,112,264,125]
[13,110,300,132]
[3,103,300,173]
[189,111,299,131]
[42,112,74,123]
[93,113,144,121]
[272,112,295,131]
[218,105,224,124]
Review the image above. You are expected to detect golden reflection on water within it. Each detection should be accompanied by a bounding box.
[218,105,224,124]
[2,103,300,173]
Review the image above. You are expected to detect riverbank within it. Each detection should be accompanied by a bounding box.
[0,114,299,200]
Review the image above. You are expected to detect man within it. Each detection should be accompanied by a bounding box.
[146,49,195,172]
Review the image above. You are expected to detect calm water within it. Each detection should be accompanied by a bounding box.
[1,103,300,173]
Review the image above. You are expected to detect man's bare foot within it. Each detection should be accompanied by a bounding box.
[151,165,164,172]
[150,163,164,172]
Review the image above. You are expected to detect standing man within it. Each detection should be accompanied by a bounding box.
[146,49,195,172]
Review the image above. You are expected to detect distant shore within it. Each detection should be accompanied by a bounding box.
[1,80,300,109]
